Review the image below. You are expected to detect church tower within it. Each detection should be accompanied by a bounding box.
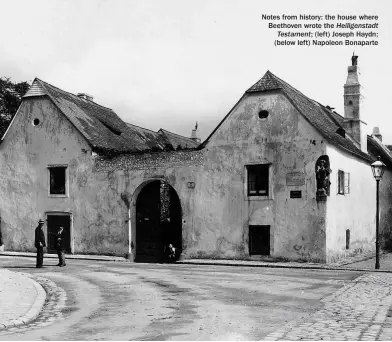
[343,54,367,152]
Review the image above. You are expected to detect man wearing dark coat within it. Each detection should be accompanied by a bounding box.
[56,226,66,267]
[34,219,46,268]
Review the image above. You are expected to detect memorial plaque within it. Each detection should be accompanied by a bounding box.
[290,190,302,198]
[187,182,195,188]
[286,172,305,186]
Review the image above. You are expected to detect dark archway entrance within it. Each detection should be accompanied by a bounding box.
[135,180,182,263]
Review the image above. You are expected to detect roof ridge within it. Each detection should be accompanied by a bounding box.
[159,128,193,140]
[126,122,158,134]
[35,78,115,112]
[268,72,341,129]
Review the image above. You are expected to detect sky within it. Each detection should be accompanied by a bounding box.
[1,0,391,143]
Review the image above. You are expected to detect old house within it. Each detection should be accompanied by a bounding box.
[0,55,391,263]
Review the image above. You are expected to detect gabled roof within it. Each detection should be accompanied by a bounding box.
[202,71,373,162]
[158,129,200,149]
[22,78,171,154]
[367,135,392,168]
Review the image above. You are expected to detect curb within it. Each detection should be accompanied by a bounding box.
[176,260,392,273]
[0,272,46,329]
[1,251,390,273]
[0,251,127,262]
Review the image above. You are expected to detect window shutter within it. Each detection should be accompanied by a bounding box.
[337,170,345,195]
[344,172,350,194]
[336,171,339,194]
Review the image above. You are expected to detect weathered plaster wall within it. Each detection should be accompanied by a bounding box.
[6,93,386,263]
[0,98,128,255]
[194,92,328,261]
[379,169,392,250]
[92,91,329,261]
[325,144,376,262]
[92,151,204,259]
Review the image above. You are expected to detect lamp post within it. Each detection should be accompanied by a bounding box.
[371,156,386,270]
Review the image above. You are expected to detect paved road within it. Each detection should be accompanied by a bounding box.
[0,256,365,340]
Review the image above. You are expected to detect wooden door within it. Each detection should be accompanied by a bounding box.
[249,225,270,256]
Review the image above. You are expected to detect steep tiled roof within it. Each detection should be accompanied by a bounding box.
[202,71,373,162]
[247,71,373,161]
[246,71,282,92]
[367,135,392,167]
[22,78,171,154]
[124,123,172,151]
[158,129,199,150]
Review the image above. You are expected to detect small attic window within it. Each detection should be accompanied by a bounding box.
[336,128,345,138]
[99,120,122,136]
[258,110,269,119]
[32,118,40,126]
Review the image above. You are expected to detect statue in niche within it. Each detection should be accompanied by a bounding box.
[315,157,331,201]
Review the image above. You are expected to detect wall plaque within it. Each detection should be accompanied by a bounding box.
[290,190,302,198]
[286,172,305,186]
[187,182,195,189]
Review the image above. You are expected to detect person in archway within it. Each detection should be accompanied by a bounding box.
[56,226,66,267]
[34,219,46,268]
[167,243,177,262]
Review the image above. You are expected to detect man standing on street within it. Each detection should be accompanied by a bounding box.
[34,219,46,268]
[56,226,66,267]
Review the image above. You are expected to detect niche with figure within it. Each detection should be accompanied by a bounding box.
[315,155,331,201]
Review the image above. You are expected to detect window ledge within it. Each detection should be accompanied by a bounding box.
[49,194,68,198]
[246,196,272,201]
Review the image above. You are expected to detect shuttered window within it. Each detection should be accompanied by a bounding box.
[337,170,350,195]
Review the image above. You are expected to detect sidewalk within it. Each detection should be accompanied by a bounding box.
[1,250,391,271]
[0,251,127,262]
[178,253,392,272]
[0,269,46,329]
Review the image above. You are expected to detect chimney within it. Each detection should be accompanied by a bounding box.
[77,93,94,102]
[190,122,200,143]
[372,127,382,142]
[343,54,367,152]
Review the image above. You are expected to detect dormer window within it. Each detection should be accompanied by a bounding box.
[336,128,345,138]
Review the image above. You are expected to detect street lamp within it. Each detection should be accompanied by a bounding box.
[371,156,386,269]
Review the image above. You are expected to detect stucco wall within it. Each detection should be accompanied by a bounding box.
[3,94,387,263]
[325,144,379,262]
[379,168,392,250]
[194,92,328,261]
[0,98,128,255]
[90,91,329,261]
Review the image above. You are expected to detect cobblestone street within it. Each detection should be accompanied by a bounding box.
[0,274,66,336]
[1,256,392,340]
[264,273,392,341]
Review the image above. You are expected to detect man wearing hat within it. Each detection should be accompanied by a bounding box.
[34,219,46,268]
[56,226,66,267]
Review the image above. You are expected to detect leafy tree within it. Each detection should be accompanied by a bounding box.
[0,77,30,137]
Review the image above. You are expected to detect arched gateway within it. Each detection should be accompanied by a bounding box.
[135,180,182,262]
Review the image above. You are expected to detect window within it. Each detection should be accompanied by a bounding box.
[337,170,350,195]
[49,166,67,195]
[247,164,269,196]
